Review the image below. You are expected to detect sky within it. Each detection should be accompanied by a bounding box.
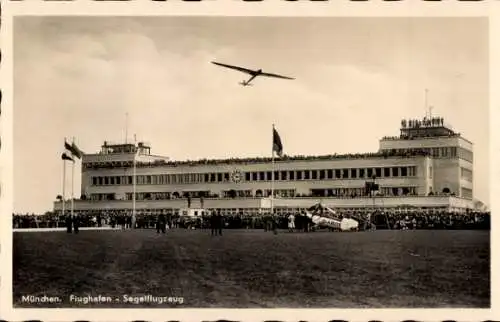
[13,17,489,213]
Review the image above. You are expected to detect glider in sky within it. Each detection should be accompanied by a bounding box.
[211,61,295,86]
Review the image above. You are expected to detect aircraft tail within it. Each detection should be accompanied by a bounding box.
[239,81,253,86]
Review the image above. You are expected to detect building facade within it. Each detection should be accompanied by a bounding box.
[54,116,475,215]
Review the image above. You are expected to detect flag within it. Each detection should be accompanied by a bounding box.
[71,142,83,159]
[61,152,74,162]
[273,127,283,157]
[64,140,83,159]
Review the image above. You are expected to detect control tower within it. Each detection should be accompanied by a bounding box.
[80,141,169,200]
[379,116,473,199]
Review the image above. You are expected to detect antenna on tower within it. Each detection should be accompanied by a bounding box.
[424,88,429,118]
[125,112,129,144]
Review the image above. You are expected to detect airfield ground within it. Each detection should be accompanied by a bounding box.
[13,229,489,308]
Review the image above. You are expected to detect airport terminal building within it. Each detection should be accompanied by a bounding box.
[53,116,476,215]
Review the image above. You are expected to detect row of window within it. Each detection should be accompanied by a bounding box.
[461,187,473,199]
[90,166,418,186]
[89,186,419,201]
[458,148,473,163]
[461,167,473,182]
[388,147,457,158]
[390,147,472,162]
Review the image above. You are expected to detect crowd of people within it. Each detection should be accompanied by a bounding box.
[84,150,433,170]
[13,209,490,231]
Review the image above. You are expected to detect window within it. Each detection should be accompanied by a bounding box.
[304,171,310,180]
[359,168,365,178]
[400,167,407,177]
[245,172,251,181]
[451,147,457,158]
[350,169,357,179]
[104,177,109,185]
[367,168,373,178]
[342,169,348,179]
[92,177,97,185]
[392,167,399,177]
[274,171,280,180]
[461,167,473,182]
[210,173,216,182]
[384,167,390,177]
[327,169,333,179]
[224,173,230,182]
[259,172,265,180]
[297,171,303,180]
[289,171,295,180]
[266,171,272,180]
[461,187,473,199]
[319,170,325,180]
[252,172,258,181]
[217,173,223,182]
[281,171,288,180]
[375,168,381,178]
[311,171,317,180]
[458,147,473,162]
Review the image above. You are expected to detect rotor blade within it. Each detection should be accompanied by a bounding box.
[259,72,295,80]
[211,61,256,75]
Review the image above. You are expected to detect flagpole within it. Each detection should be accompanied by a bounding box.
[132,134,137,228]
[71,137,75,219]
[271,124,275,216]
[62,146,66,219]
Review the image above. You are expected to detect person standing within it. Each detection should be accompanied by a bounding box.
[272,213,278,235]
[216,211,224,236]
[65,211,72,233]
[210,211,216,236]
[157,213,166,234]
[302,212,310,232]
[288,213,295,233]
[73,213,79,234]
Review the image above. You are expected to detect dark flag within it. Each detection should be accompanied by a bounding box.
[65,140,83,159]
[273,127,283,157]
[61,152,74,162]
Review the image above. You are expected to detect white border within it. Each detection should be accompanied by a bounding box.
[1,2,498,321]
